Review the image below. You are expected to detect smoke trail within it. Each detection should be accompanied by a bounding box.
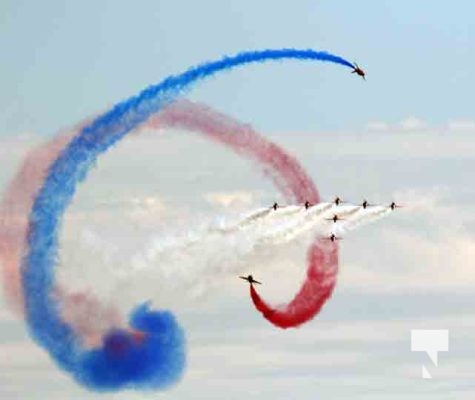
[228,207,273,225]
[217,205,303,233]
[20,47,353,391]
[105,208,311,300]
[257,203,334,244]
[1,99,324,343]
[149,101,339,329]
[250,240,338,328]
[148,100,321,201]
[335,206,392,235]
[0,135,72,313]
[125,204,392,285]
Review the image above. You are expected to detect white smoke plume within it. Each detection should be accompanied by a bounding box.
[57,202,395,311]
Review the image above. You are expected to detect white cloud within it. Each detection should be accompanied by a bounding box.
[191,344,362,369]
[0,343,40,367]
[300,124,475,158]
[338,186,475,291]
[398,116,428,131]
[0,309,17,323]
[382,228,475,288]
[362,117,475,137]
[447,119,475,132]
[362,117,430,133]
[364,121,390,132]
[204,190,256,209]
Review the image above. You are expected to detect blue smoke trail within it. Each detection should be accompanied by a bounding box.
[22,49,353,391]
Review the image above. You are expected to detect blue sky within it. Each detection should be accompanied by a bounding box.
[1,1,475,399]
[1,0,474,135]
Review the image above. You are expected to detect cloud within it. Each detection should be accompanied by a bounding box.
[447,119,475,133]
[0,133,44,183]
[191,344,362,369]
[363,117,430,134]
[398,116,428,131]
[381,228,475,288]
[203,190,256,209]
[0,309,17,323]
[0,342,51,367]
[338,186,475,291]
[364,121,390,132]
[363,116,475,135]
[362,117,475,136]
[296,119,475,158]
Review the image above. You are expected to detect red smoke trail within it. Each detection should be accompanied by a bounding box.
[0,131,125,342]
[0,135,71,313]
[0,100,337,334]
[149,101,319,202]
[0,117,94,314]
[250,242,337,328]
[150,101,338,329]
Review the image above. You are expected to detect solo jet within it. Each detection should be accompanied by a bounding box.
[304,200,311,209]
[326,214,344,223]
[271,202,279,210]
[351,62,366,80]
[328,233,341,242]
[239,275,262,285]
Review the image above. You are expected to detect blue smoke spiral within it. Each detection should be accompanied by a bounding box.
[22,48,353,391]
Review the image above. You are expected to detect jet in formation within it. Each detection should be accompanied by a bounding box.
[361,200,374,209]
[326,214,344,223]
[389,202,402,210]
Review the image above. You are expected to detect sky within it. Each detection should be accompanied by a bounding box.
[1,1,475,399]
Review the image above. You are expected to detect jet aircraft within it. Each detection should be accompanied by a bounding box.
[389,202,402,210]
[239,275,262,285]
[326,214,344,223]
[351,62,366,80]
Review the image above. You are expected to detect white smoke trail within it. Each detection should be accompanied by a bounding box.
[255,203,368,245]
[213,204,302,234]
[334,206,393,235]
[58,202,394,309]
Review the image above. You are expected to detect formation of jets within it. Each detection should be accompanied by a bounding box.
[243,196,399,284]
[270,194,385,216]
[270,197,400,214]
